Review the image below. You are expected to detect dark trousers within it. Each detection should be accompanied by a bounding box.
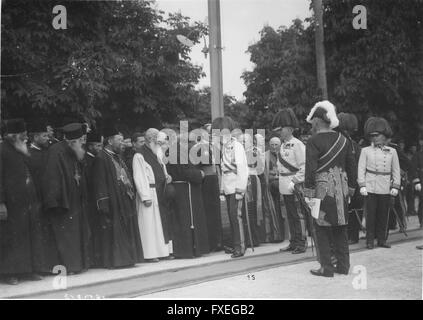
[226,194,245,253]
[406,184,416,214]
[202,175,223,251]
[283,194,307,249]
[348,210,363,243]
[418,192,423,226]
[314,223,350,272]
[270,181,285,240]
[366,193,390,244]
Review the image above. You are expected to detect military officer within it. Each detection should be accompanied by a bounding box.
[358,117,401,249]
[272,108,307,254]
[212,117,249,258]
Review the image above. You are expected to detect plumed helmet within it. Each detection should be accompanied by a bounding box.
[337,112,358,134]
[306,100,339,129]
[271,108,299,130]
[364,117,393,138]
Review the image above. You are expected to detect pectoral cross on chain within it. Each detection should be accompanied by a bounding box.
[74,166,81,186]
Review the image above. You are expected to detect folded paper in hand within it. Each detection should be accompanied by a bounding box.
[306,198,321,219]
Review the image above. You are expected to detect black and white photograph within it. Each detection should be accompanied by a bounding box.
[0,0,422,304]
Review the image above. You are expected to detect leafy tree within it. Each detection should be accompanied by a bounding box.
[1,0,208,131]
[323,0,423,139]
[242,19,320,130]
[242,0,423,141]
[186,86,250,130]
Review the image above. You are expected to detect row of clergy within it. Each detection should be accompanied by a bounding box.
[0,116,289,285]
[1,102,421,283]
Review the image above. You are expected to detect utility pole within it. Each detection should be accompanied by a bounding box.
[208,0,224,120]
[313,0,328,100]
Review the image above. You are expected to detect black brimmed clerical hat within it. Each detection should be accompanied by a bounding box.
[27,119,49,134]
[271,108,299,130]
[2,118,27,134]
[87,131,103,143]
[102,125,121,139]
[62,123,85,140]
[364,117,392,138]
[337,112,358,134]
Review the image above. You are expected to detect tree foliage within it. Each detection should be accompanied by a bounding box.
[188,87,250,129]
[1,0,208,131]
[323,0,423,139]
[242,19,319,130]
[242,0,423,140]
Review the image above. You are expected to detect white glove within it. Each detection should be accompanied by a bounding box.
[390,188,398,197]
[415,183,422,192]
[288,181,295,193]
[219,195,226,202]
[360,187,368,196]
[235,193,244,201]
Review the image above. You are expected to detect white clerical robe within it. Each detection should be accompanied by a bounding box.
[133,153,170,259]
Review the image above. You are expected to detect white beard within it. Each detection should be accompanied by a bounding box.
[14,141,30,156]
[156,146,164,160]
[69,142,86,161]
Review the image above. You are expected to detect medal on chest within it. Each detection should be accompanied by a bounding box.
[120,167,127,183]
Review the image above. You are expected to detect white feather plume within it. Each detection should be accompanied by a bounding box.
[306,100,339,129]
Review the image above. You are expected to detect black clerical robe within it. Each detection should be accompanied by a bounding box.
[42,141,91,273]
[194,140,222,251]
[0,140,48,274]
[92,149,143,268]
[139,144,170,243]
[83,152,100,266]
[167,145,210,258]
[28,144,60,272]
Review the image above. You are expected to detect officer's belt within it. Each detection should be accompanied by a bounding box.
[279,172,296,177]
[366,169,391,176]
[223,169,237,175]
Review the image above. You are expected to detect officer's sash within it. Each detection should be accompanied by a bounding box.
[277,152,299,173]
[316,133,347,173]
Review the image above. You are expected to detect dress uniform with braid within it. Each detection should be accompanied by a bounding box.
[271,108,307,254]
[220,137,249,256]
[358,117,401,248]
[277,136,307,251]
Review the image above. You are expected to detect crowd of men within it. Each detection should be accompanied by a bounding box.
[1,100,422,284]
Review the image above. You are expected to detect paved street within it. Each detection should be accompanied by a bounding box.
[141,239,423,300]
[1,218,421,299]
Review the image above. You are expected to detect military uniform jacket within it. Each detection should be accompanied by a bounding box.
[357,144,401,195]
[220,138,249,196]
[277,136,305,195]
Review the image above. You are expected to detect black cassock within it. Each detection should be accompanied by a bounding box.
[0,141,49,275]
[27,145,60,272]
[167,148,210,258]
[92,149,143,268]
[139,144,170,243]
[83,153,100,266]
[193,141,222,252]
[42,141,91,273]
